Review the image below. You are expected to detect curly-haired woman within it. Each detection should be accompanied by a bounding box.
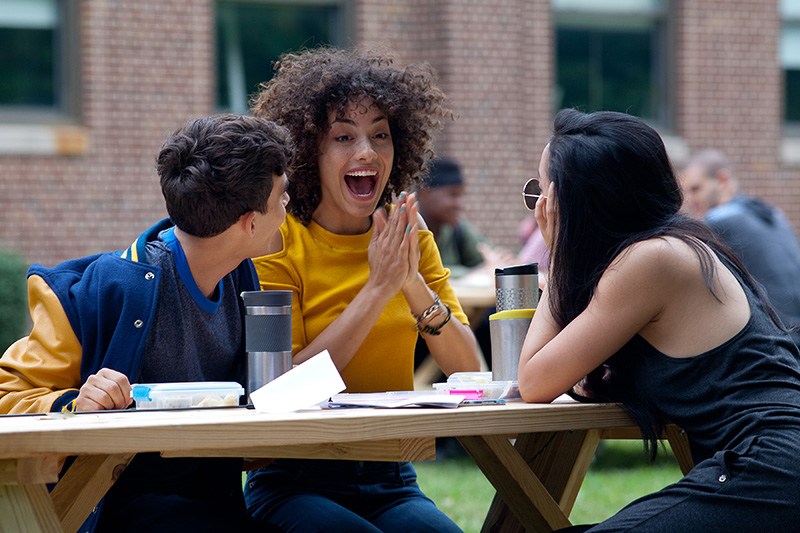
[244,46,480,532]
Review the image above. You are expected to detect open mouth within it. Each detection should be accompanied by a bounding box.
[344,170,378,198]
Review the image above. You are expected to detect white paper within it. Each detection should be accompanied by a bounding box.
[329,392,465,409]
[250,350,345,414]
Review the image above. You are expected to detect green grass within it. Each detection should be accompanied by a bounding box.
[413,439,684,533]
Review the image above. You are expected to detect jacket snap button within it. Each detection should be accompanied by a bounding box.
[718,474,727,483]
[145,272,154,280]
[134,320,144,328]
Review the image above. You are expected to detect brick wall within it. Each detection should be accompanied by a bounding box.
[677,0,799,222]
[1,1,214,267]
[359,0,552,251]
[1,0,798,267]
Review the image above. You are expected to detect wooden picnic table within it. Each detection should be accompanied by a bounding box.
[0,400,693,532]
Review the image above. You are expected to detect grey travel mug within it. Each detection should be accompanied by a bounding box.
[495,263,539,312]
[241,290,293,400]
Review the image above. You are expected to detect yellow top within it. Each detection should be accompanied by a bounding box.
[253,213,468,393]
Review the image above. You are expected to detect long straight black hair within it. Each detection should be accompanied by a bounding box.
[545,109,776,459]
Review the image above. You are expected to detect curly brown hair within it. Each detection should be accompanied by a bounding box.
[250,46,454,225]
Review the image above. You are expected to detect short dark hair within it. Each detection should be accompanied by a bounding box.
[423,158,463,189]
[157,114,293,237]
[251,46,453,225]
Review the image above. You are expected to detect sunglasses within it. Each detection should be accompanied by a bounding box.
[522,178,547,211]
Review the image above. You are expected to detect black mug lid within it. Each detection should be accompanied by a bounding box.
[495,262,538,276]
[240,290,292,307]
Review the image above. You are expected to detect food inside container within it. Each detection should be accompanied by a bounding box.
[131,382,244,409]
[447,371,493,385]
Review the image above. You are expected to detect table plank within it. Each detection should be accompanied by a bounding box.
[160,437,436,462]
[0,402,637,458]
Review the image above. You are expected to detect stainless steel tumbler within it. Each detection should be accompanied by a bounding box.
[494,263,539,312]
[489,309,535,381]
[241,290,292,401]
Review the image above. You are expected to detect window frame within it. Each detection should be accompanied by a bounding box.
[782,0,800,135]
[0,0,81,126]
[214,0,354,114]
[552,0,674,132]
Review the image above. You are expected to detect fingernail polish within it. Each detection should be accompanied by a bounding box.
[406,225,411,234]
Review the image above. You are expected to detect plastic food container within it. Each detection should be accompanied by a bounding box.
[131,382,244,409]
[430,385,483,400]
[433,372,521,401]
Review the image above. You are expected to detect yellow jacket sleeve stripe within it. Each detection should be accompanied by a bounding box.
[0,275,82,414]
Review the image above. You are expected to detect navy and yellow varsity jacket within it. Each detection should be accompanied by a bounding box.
[0,219,259,414]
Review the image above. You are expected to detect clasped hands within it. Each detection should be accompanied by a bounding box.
[368,192,423,295]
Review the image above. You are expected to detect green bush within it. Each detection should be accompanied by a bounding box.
[0,246,28,352]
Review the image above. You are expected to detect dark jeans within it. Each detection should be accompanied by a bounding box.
[245,459,462,533]
[96,454,277,533]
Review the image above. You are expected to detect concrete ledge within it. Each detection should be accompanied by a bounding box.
[782,137,800,166]
[0,124,89,156]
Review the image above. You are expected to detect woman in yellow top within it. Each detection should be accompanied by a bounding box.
[244,46,481,532]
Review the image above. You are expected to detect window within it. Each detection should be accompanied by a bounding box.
[216,0,352,113]
[782,0,800,130]
[553,0,671,128]
[0,0,79,123]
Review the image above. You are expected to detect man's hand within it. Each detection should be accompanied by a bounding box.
[75,368,133,411]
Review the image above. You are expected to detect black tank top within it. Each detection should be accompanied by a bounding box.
[617,254,800,460]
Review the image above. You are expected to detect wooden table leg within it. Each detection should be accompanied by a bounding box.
[459,433,576,532]
[50,453,135,533]
[664,426,694,476]
[0,457,62,533]
[459,430,601,533]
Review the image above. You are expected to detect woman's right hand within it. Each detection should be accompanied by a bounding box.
[367,195,415,296]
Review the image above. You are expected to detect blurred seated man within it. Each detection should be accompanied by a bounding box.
[416,157,501,278]
[417,157,518,284]
[415,158,515,382]
[681,149,800,346]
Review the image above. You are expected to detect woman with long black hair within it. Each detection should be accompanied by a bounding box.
[519,109,800,531]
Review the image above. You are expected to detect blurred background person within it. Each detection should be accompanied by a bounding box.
[415,158,516,365]
[416,157,516,279]
[681,149,800,346]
